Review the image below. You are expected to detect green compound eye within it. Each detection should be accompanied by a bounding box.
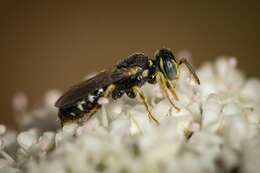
[160,57,178,80]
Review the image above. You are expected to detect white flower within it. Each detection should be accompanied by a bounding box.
[1,57,260,173]
[17,129,39,151]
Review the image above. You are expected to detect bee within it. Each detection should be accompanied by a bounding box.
[55,48,200,126]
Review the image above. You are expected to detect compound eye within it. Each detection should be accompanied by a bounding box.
[165,60,178,80]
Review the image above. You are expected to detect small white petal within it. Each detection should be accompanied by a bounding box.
[240,79,260,101]
[0,124,6,135]
[98,97,109,105]
[222,102,241,116]
[62,123,79,137]
[44,89,62,108]
[38,132,55,151]
[17,129,38,151]
[202,94,222,127]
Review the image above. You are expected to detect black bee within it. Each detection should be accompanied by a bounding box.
[55,48,200,126]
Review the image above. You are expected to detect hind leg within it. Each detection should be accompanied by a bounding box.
[85,84,116,122]
[84,105,101,122]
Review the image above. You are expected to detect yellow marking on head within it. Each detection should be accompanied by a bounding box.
[142,70,149,77]
[159,58,167,77]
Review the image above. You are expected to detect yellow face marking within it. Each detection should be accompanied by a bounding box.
[159,58,167,77]
[142,70,149,77]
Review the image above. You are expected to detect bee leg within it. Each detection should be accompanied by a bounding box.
[82,85,116,123]
[103,84,116,97]
[156,72,180,111]
[84,85,116,122]
[133,86,160,125]
[58,110,66,127]
[126,89,136,98]
[178,58,200,85]
[84,105,101,122]
[166,79,179,101]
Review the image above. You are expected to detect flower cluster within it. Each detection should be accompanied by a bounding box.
[0,57,260,173]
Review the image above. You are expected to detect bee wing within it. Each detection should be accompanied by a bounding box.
[55,70,127,108]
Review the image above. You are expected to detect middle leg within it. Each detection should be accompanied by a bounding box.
[132,86,160,125]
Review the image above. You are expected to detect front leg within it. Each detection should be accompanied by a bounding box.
[178,58,200,85]
[156,72,180,111]
[166,79,179,101]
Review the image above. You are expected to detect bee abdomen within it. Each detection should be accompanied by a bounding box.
[58,88,105,124]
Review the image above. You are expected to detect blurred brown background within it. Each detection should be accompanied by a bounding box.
[0,0,259,127]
